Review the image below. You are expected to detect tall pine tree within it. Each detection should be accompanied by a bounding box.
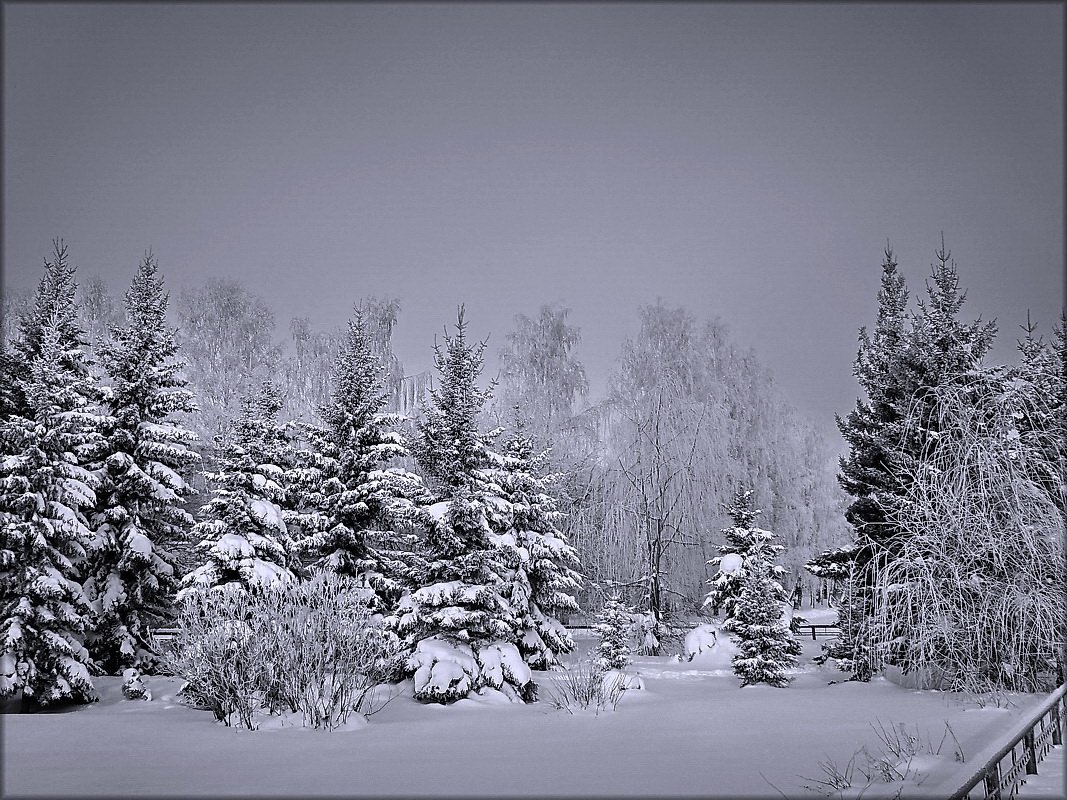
[394,307,532,703]
[836,246,911,555]
[84,254,200,674]
[179,382,300,598]
[293,308,426,612]
[0,243,103,706]
[832,239,995,678]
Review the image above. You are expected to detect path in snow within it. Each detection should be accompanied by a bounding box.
[1016,744,1066,798]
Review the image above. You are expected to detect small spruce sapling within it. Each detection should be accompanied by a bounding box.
[593,596,633,671]
[731,547,802,688]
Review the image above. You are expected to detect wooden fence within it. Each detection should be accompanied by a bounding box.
[946,681,1066,800]
[796,623,839,641]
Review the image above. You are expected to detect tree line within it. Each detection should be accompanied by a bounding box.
[1,239,851,707]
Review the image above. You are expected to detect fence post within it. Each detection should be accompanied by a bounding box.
[1052,701,1063,747]
[1023,730,1038,774]
[811,626,817,641]
[984,761,1002,800]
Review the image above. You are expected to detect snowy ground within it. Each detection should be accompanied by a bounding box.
[2,617,1052,798]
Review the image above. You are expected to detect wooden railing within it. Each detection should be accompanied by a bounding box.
[796,623,840,641]
[946,681,1066,800]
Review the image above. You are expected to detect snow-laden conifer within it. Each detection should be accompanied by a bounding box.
[593,595,633,671]
[803,543,871,678]
[293,308,426,612]
[702,488,786,624]
[0,245,104,706]
[731,559,801,688]
[494,420,582,669]
[84,254,200,673]
[835,240,996,680]
[179,382,300,598]
[394,306,532,703]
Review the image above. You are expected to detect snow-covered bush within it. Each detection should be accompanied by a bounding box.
[683,622,739,668]
[593,596,633,671]
[545,657,626,715]
[162,573,398,730]
[121,668,151,701]
[407,636,534,704]
[275,576,401,728]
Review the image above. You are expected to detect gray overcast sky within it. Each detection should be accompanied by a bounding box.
[3,2,1063,436]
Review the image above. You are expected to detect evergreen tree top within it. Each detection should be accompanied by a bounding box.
[722,487,760,531]
[16,239,90,378]
[321,307,389,434]
[910,235,997,370]
[416,305,496,491]
[99,252,194,420]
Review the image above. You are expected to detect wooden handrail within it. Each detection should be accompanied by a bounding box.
[946,682,1067,800]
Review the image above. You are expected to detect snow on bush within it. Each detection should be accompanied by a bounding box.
[162,573,399,730]
[477,641,533,701]
[683,622,739,668]
[121,668,151,701]
[870,373,1066,692]
[408,637,535,704]
[409,637,478,704]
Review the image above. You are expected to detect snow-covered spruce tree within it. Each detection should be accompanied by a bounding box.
[837,246,911,559]
[179,382,300,598]
[292,308,426,613]
[593,595,633,671]
[494,418,583,670]
[0,255,105,707]
[731,559,801,688]
[702,488,787,625]
[0,341,22,425]
[84,254,200,674]
[394,306,533,703]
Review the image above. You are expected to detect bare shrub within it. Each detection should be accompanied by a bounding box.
[267,577,401,729]
[801,719,964,797]
[545,657,626,715]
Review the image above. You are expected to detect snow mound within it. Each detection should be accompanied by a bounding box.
[684,623,739,667]
[601,668,644,692]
